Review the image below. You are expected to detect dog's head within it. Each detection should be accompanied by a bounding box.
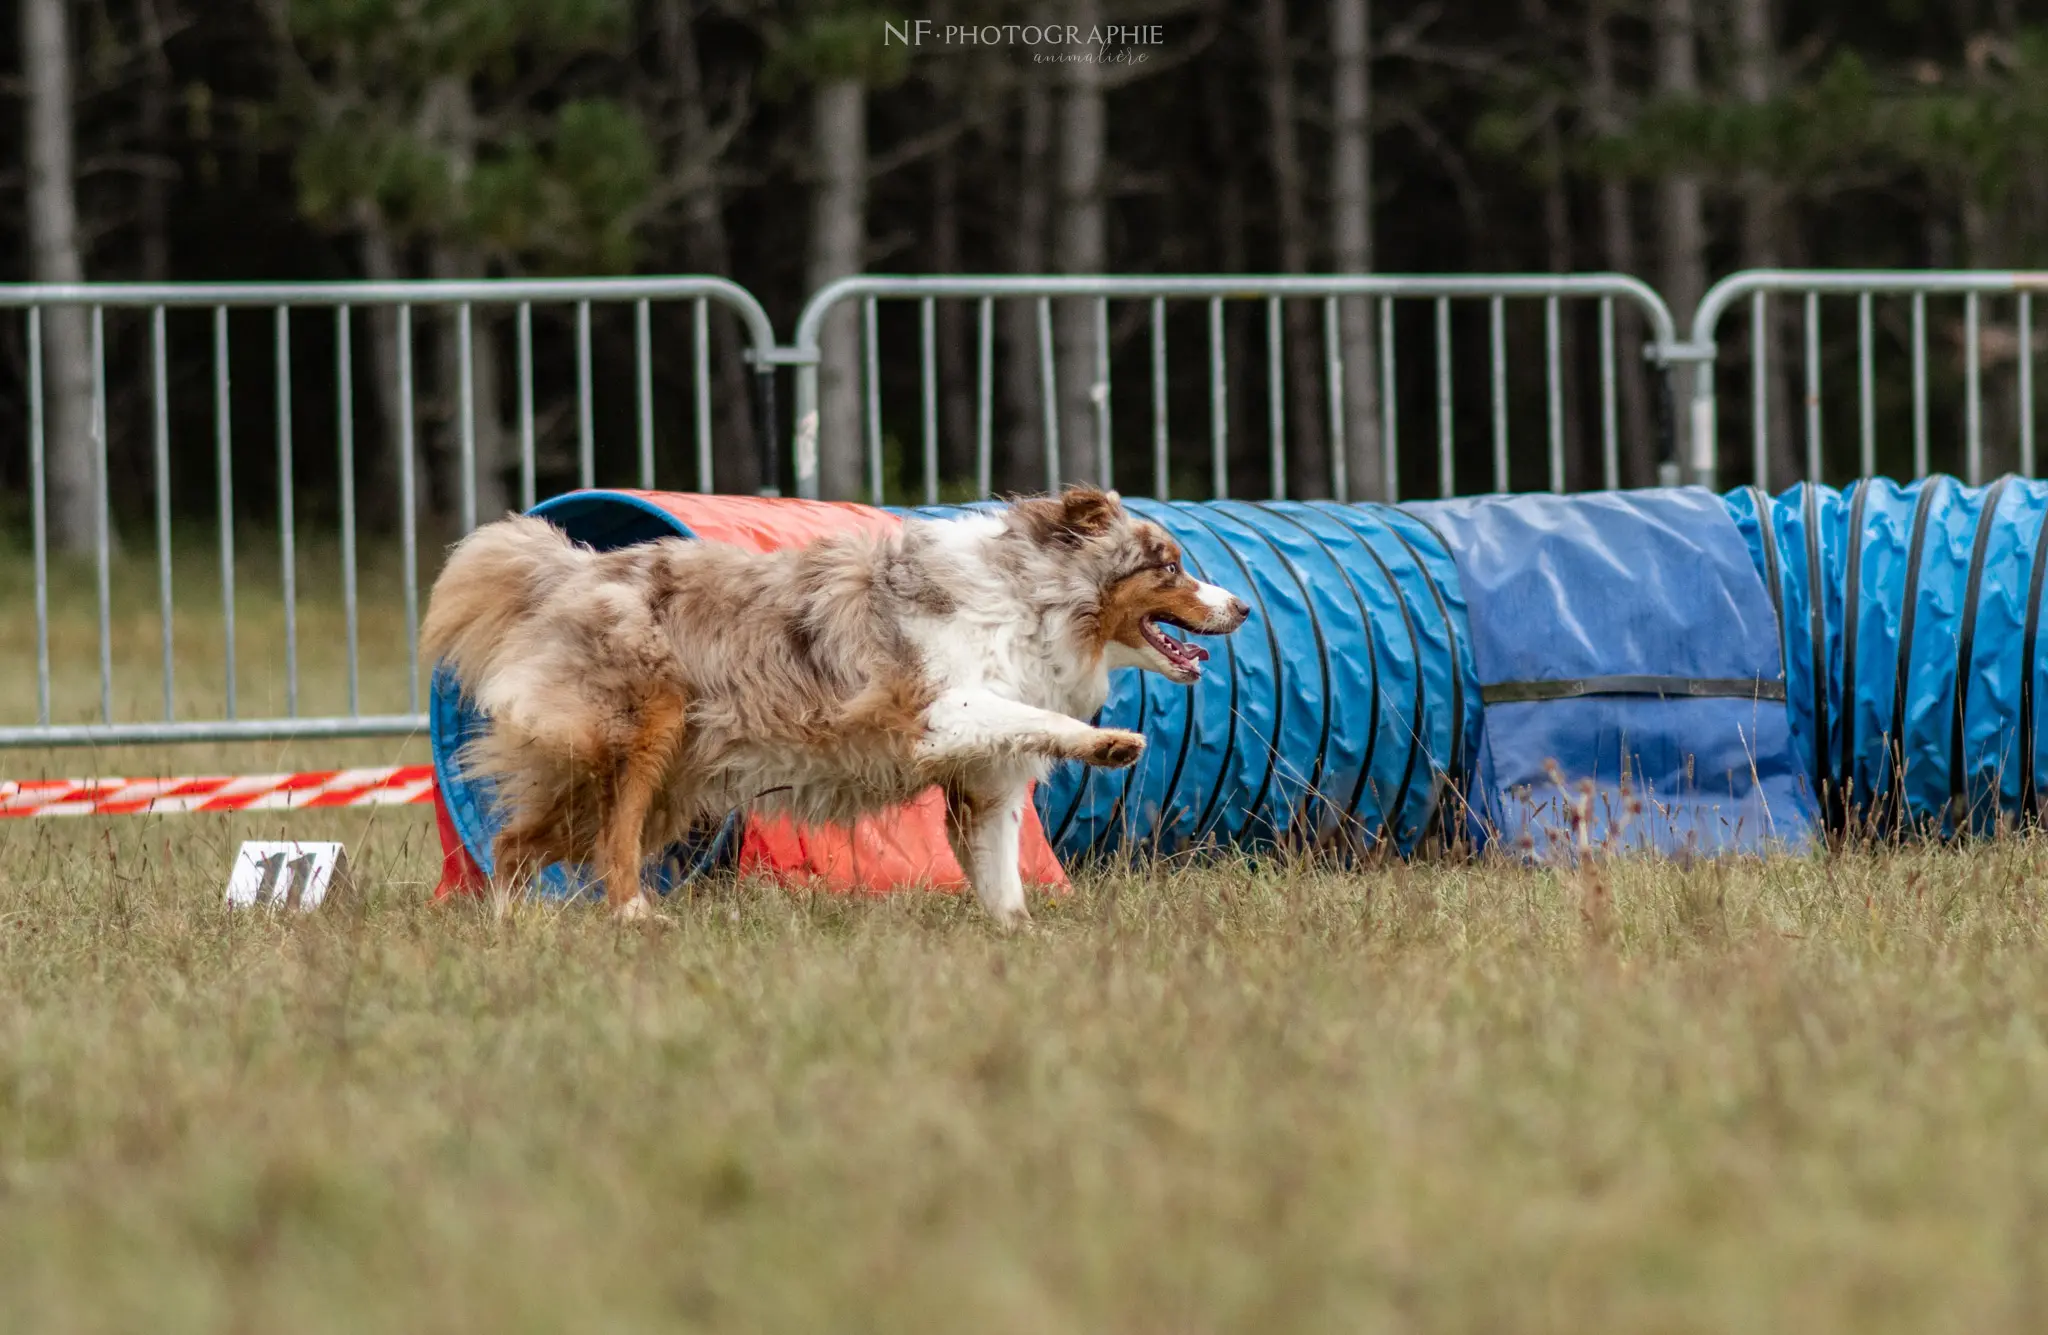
[1007,487,1250,685]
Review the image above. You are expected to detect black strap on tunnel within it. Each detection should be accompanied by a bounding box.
[1884,478,1943,829]
[1949,477,2011,829]
[1378,510,1475,850]
[1318,506,1431,848]
[1219,502,1336,844]
[1748,485,1788,683]
[1082,657,1151,860]
[1168,505,1285,848]
[1482,676,1787,704]
[1834,481,1870,829]
[1251,504,1384,850]
[2017,501,2048,823]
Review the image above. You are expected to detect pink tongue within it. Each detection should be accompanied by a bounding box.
[1187,643,1210,662]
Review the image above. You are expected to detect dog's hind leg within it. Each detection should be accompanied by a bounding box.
[943,777,1034,928]
[596,693,688,921]
[917,689,1147,770]
[492,818,567,892]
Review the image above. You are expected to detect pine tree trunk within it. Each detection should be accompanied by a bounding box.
[1653,0,1706,486]
[1054,0,1108,488]
[1001,64,1053,494]
[355,209,408,534]
[933,145,976,487]
[1587,0,1655,487]
[1653,0,1707,342]
[1261,0,1329,498]
[1539,115,1587,490]
[429,242,512,528]
[809,78,868,501]
[1733,0,1801,487]
[659,0,758,494]
[1205,49,1254,496]
[421,76,509,528]
[1330,0,1384,500]
[24,0,100,556]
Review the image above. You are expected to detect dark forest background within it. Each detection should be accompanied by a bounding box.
[6,0,2047,551]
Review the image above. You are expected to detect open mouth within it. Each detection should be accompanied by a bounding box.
[1140,614,1211,678]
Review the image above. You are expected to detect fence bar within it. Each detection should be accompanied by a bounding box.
[92,307,110,723]
[634,299,655,489]
[456,304,477,534]
[1804,293,1821,482]
[1094,298,1114,490]
[0,716,430,748]
[1545,296,1564,493]
[1435,297,1454,497]
[864,297,884,504]
[337,306,359,716]
[976,298,994,498]
[1381,297,1398,503]
[275,306,298,716]
[692,299,712,493]
[1858,293,1875,481]
[398,305,420,712]
[1599,298,1619,491]
[27,310,49,725]
[517,302,536,511]
[1152,298,1170,499]
[1751,293,1769,488]
[576,301,595,488]
[1912,293,1929,479]
[1038,297,1060,490]
[2023,293,2037,478]
[1324,297,1346,503]
[1965,292,1983,485]
[1488,296,1508,492]
[215,307,236,719]
[1267,296,1286,499]
[1209,297,1227,498]
[152,306,174,720]
[921,297,939,506]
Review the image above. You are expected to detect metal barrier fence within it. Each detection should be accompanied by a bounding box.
[1686,270,2048,491]
[0,277,776,748]
[788,274,1682,504]
[8,267,2042,752]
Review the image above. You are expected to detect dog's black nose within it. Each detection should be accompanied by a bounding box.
[1230,597,1250,621]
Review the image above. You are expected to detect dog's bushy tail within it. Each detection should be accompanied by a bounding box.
[420,514,587,689]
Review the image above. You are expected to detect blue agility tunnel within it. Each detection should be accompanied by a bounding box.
[905,501,1486,863]
[1726,476,2048,836]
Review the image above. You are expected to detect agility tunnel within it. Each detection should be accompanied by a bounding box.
[1725,476,2048,836]
[429,475,2048,897]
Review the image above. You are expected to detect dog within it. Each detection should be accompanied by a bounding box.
[420,487,1250,925]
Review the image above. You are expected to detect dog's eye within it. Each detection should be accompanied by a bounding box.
[1162,562,1180,578]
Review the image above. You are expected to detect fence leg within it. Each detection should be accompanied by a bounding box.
[754,363,781,498]
[790,358,817,500]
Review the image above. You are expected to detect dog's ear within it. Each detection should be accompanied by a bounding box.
[1058,486,1122,537]
[1011,486,1123,548]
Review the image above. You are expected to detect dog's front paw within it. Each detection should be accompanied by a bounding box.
[987,901,1033,931]
[1079,728,1146,769]
[611,893,665,926]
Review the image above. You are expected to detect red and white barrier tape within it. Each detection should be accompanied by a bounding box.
[0,765,436,819]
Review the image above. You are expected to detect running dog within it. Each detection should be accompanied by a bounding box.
[420,487,1250,925]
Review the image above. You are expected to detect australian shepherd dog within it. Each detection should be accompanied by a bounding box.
[421,488,1250,925]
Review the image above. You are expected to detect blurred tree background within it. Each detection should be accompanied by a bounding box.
[5,0,2045,531]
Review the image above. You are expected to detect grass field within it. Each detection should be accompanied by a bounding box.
[8,546,2048,1331]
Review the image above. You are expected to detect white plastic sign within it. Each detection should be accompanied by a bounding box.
[223,840,352,911]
